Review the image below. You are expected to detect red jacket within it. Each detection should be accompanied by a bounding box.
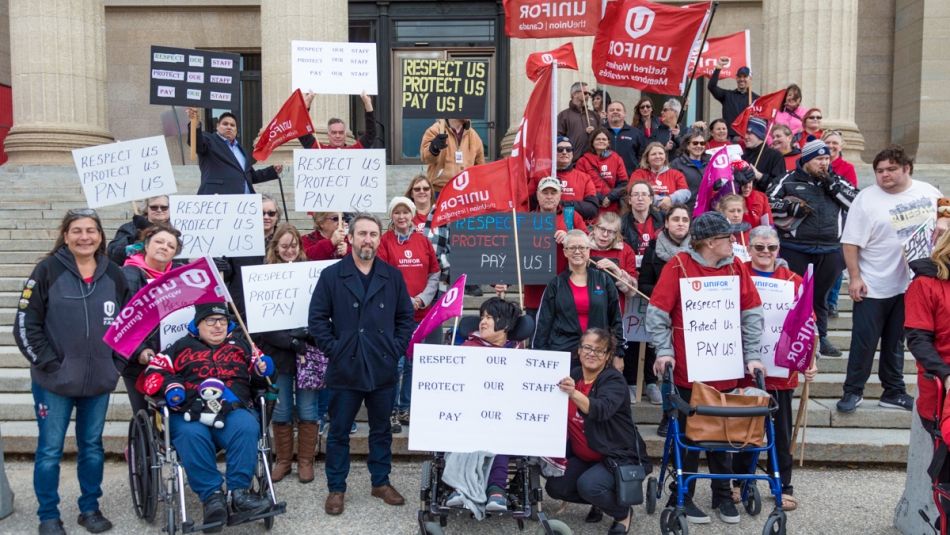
[743,189,773,228]
[301,230,350,261]
[629,167,687,199]
[740,265,804,391]
[576,152,629,214]
[831,156,857,187]
[905,263,950,419]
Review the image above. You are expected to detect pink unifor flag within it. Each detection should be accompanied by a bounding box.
[406,274,467,359]
[692,145,733,217]
[775,263,817,373]
[103,256,230,359]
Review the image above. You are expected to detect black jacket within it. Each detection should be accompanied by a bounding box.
[571,365,651,468]
[620,210,665,254]
[707,68,759,138]
[637,236,675,297]
[669,153,708,212]
[14,248,130,397]
[533,268,624,355]
[767,166,858,248]
[742,144,787,192]
[107,215,152,265]
[188,125,280,195]
[255,327,310,376]
[606,122,646,175]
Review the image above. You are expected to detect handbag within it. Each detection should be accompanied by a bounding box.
[609,458,646,506]
[296,343,328,390]
[685,381,770,447]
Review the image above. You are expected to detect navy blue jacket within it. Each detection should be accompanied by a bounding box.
[188,124,280,195]
[308,255,415,392]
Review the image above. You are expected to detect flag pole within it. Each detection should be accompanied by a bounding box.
[512,207,525,311]
[753,111,776,168]
[677,0,719,125]
[552,62,558,177]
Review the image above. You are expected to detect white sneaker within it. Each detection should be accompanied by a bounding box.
[445,491,464,507]
[645,383,663,405]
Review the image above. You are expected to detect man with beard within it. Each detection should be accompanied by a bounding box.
[308,213,415,516]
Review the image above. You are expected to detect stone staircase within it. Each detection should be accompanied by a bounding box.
[0,162,934,465]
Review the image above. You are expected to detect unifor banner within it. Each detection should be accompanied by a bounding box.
[504,0,602,39]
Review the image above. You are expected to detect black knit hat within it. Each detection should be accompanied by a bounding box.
[194,302,229,324]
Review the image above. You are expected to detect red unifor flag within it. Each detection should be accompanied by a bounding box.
[252,89,314,161]
[592,0,712,96]
[430,159,518,228]
[526,42,579,82]
[504,0,602,39]
[688,29,750,79]
[730,88,787,138]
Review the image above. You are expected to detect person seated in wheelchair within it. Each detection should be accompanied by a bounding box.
[140,302,276,530]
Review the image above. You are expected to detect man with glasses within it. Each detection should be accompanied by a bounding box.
[297,91,378,150]
[106,195,171,265]
[604,101,646,175]
[557,82,600,163]
[708,60,759,142]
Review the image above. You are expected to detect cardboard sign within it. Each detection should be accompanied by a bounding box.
[293,149,387,213]
[401,59,489,120]
[160,306,194,351]
[169,194,264,258]
[679,276,744,382]
[241,260,338,333]
[73,136,176,208]
[149,46,241,109]
[752,277,794,379]
[291,41,378,95]
[449,212,557,285]
[409,344,569,457]
[622,295,650,342]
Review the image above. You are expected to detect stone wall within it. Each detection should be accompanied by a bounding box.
[855,0,895,162]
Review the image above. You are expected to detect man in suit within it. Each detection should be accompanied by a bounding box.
[186,108,283,195]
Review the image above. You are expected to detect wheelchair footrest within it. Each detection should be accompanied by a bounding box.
[226,502,286,526]
[182,519,224,534]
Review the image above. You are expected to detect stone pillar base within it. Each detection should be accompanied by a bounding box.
[4,125,113,165]
[825,119,866,164]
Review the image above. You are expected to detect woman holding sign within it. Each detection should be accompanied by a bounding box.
[644,211,766,525]
[302,211,351,260]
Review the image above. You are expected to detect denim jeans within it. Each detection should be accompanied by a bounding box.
[32,382,110,521]
[272,373,320,424]
[325,386,394,492]
[391,357,413,413]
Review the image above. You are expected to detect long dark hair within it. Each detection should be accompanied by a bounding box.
[581,328,617,372]
[48,209,106,258]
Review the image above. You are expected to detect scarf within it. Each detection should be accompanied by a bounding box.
[123,252,172,280]
[654,230,689,262]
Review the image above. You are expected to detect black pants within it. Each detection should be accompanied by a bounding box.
[124,375,148,417]
[623,342,657,386]
[779,247,843,338]
[731,389,794,494]
[844,294,906,397]
[545,456,629,521]
[675,386,732,504]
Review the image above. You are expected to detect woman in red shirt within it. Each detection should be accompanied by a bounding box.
[822,130,857,187]
[707,119,730,150]
[575,128,629,215]
[301,212,350,260]
[620,181,665,260]
[629,142,690,212]
[770,124,801,172]
[796,108,824,149]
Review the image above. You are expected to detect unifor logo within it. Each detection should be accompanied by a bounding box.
[625,6,655,39]
[181,269,211,289]
[713,153,729,168]
[404,249,413,259]
[541,53,554,64]
[691,280,702,292]
[103,301,115,316]
[441,287,460,307]
[452,171,470,191]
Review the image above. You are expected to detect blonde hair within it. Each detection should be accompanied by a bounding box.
[266,224,306,264]
[638,142,667,170]
[933,229,950,280]
[717,194,746,214]
[591,212,623,249]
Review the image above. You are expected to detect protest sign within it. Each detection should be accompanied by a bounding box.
[732,243,751,262]
[409,344,569,457]
[622,295,650,342]
[72,136,176,208]
[169,194,264,258]
[449,212,556,285]
[679,276,744,382]
[149,46,241,109]
[241,260,338,333]
[504,0,602,38]
[401,59,489,120]
[752,277,795,379]
[159,306,194,351]
[291,41,378,95]
[903,218,936,263]
[293,149,386,213]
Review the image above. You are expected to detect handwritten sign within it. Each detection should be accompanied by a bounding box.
[241,260,338,333]
[752,277,794,379]
[293,149,386,213]
[401,59,489,120]
[72,136,176,208]
[291,41,378,95]
[449,212,556,285]
[159,306,194,351]
[169,194,264,258]
[622,295,650,342]
[409,343,569,457]
[149,46,241,109]
[679,276,744,382]
[704,144,743,162]
[732,243,751,263]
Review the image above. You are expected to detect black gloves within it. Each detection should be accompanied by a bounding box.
[288,328,311,355]
[733,166,755,187]
[429,133,449,155]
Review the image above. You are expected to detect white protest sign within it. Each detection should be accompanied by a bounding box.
[409,344,569,457]
[704,143,743,162]
[622,295,650,342]
[241,260,338,333]
[293,149,386,213]
[72,136,176,208]
[751,277,794,379]
[160,305,194,351]
[169,194,264,258]
[732,243,751,263]
[291,41,378,95]
[680,276,744,382]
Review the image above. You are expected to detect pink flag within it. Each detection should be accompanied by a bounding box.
[103,256,230,358]
[406,274,467,359]
[775,264,817,373]
[692,146,734,217]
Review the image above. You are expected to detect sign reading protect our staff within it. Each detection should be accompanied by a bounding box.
[149,45,242,109]
[241,260,338,333]
[291,41,378,95]
[679,276,745,382]
[409,344,569,457]
[169,194,264,258]
[72,136,176,208]
[401,59,489,120]
[293,149,387,213]
[752,277,794,379]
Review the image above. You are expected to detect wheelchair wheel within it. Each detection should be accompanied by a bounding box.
[419,460,433,501]
[743,482,762,516]
[660,507,688,535]
[536,518,572,535]
[645,476,658,514]
[422,521,445,535]
[762,510,787,535]
[127,410,158,522]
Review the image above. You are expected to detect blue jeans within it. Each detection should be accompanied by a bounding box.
[32,382,110,521]
[391,357,413,413]
[273,373,320,424]
[325,386,394,492]
[827,272,844,308]
[169,409,259,501]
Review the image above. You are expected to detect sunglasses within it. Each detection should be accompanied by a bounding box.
[752,244,779,252]
[148,205,169,212]
[556,147,573,153]
[639,104,652,109]
[689,141,706,146]
[807,115,822,120]
[582,92,592,97]
[263,210,279,217]
[325,216,340,222]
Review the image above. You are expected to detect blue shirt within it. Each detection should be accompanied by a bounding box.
[217,133,249,193]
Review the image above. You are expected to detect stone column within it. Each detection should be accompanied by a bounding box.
[259,0,349,161]
[4,0,112,165]
[762,0,864,161]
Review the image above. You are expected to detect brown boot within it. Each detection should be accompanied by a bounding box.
[296,421,319,484]
[271,423,295,482]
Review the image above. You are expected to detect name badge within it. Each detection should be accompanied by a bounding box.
[455,151,463,165]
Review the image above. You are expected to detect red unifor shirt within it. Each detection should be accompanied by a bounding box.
[590,244,638,313]
[524,212,588,310]
[904,274,950,419]
[567,379,604,462]
[630,168,688,199]
[570,278,590,332]
[634,217,657,256]
[412,211,428,234]
[377,231,440,322]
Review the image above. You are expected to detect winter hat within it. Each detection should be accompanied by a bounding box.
[747,117,767,141]
[556,136,573,148]
[799,138,830,164]
[194,302,229,324]
[387,196,416,218]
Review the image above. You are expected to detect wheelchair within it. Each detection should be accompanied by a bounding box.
[127,388,287,534]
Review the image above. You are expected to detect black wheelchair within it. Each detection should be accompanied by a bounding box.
[127,389,287,533]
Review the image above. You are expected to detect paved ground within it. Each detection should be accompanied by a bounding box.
[0,460,905,534]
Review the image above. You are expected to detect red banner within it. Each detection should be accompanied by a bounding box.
[731,88,787,138]
[592,0,711,96]
[252,89,314,161]
[504,0,602,38]
[431,159,516,228]
[510,66,555,203]
[689,29,750,79]
[526,42,579,82]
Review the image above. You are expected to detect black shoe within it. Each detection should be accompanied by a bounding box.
[879,392,914,411]
[819,336,842,357]
[464,284,483,297]
[397,409,410,426]
[657,414,669,437]
[389,412,403,434]
[836,393,863,413]
[229,488,271,524]
[585,505,603,523]
[828,304,839,318]
[202,491,227,533]
[717,501,740,524]
[38,519,66,535]
[607,508,632,534]
[684,497,710,524]
[77,510,112,533]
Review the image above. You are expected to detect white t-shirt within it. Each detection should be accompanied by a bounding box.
[841,180,941,298]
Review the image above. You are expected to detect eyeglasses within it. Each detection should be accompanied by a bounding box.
[148,205,169,212]
[579,344,607,357]
[324,216,340,222]
[595,226,618,235]
[67,208,98,217]
[752,244,779,252]
[564,245,589,252]
[202,316,229,326]
[689,140,706,146]
[807,115,822,120]
[263,210,279,217]
[412,186,431,192]
[556,147,573,153]
[662,108,673,113]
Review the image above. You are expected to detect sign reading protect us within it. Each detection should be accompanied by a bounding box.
[169,194,264,258]
[679,275,745,382]
[149,45,242,109]
[241,260,338,333]
[73,136,176,208]
[293,149,387,213]
[401,59,489,120]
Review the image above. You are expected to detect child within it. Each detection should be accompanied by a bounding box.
[718,195,751,259]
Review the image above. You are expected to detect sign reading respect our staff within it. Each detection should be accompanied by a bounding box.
[679,275,745,382]
[291,40,378,95]
[241,260,338,333]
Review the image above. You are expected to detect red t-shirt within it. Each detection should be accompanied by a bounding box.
[905,275,950,418]
[524,212,588,310]
[707,139,729,150]
[743,189,774,228]
[633,217,657,256]
[567,379,604,462]
[832,156,858,187]
[569,278,590,332]
[377,231,440,322]
[630,168,688,199]
[412,212,428,234]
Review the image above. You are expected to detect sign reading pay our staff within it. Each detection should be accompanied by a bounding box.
[679,276,744,382]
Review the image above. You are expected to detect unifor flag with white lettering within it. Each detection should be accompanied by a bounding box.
[688,29,750,79]
[525,42,579,82]
[407,274,467,359]
[430,159,519,228]
[103,256,230,359]
[504,0,602,38]
[252,89,314,161]
[774,263,817,373]
[592,0,712,95]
